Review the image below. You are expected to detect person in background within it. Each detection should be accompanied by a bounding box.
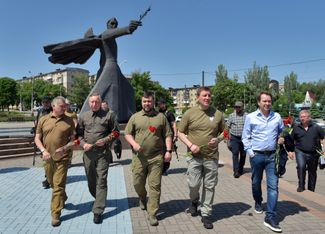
[178,87,225,230]
[33,96,53,189]
[101,100,121,161]
[101,100,109,112]
[226,101,247,178]
[242,91,284,233]
[124,92,172,226]
[157,98,177,176]
[34,96,75,227]
[64,99,78,167]
[288,110,325,192]
[77,92,119,224]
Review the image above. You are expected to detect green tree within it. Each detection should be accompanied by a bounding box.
[244,62,270,104]
[283,72,299,115]
[310,103,321,118]
[68,74,91,109]
[215,64,228,83]
[130,71,171,111]
[212,67,244,112]
[17,79,65,110]
[0,77,17,111]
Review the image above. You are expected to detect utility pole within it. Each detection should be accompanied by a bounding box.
[202,70,205,87]
[29,71,34,115]
[19,81,22,111]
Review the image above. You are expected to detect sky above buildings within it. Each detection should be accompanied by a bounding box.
[1,0,325,88]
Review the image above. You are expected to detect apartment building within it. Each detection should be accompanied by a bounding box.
[22,67,89,93]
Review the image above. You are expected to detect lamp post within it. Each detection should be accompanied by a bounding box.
[19,81,22,112]
[29,71,34,116]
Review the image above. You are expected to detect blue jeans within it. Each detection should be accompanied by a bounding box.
[295,149,318,191]
[250,152,278,220]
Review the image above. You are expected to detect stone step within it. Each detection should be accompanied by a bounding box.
[0,147,34,157]
[0,151,35,159]
[0,142,33,150]
[0,137,33,145]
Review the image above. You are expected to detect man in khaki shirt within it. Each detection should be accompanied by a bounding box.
[34,96,75,227]
[77,92,119,224]
[125,91,172,226]
[178,87,225,230]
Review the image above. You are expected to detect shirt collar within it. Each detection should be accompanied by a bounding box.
[141,109,158,117]
[256,109,274,119]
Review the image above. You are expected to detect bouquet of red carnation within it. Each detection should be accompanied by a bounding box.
[223,130,232,151]
[275,116,294,176]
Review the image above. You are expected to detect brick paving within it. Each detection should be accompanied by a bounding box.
[1,135,325,233]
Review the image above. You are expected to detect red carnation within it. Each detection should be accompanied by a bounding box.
[148,126,157,133]
[223,130,229,139]
[74,139,80,146]
[111,130,120,139]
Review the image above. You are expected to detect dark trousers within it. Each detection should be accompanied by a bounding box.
[230,135,246,173]
[83,149,110,214]
[295,149,318,191]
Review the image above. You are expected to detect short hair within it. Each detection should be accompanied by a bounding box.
[299,109,311,117]
[196,87,211,96]
[89,92,102,101]
[257,91,272,102]
[52,96,66,106]
[142,91,154,99]
[102,100,108,104]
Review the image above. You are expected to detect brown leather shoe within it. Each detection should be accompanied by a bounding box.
[51,215,61,227]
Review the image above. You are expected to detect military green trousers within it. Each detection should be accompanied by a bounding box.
[45,159,69,217]
[132,154,164,216]
[83,149,110,215]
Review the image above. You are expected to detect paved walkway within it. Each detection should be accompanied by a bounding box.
[1,141,325,233]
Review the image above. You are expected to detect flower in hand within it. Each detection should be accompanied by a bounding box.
[135,125,156,155]
[95,130,120,146]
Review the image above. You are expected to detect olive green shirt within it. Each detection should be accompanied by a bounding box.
[36,113,76,161]
[178,106,225,159]
[77,109,119,147]
[125,110,172,157]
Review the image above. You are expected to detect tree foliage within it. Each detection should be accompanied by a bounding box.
[212,65,245,112]
[68,74,91,109]
[18,79,64,110]
[0,77,17,111]
[130,71,171,111]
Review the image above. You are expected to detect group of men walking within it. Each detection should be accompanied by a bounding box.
[34,88,324,232]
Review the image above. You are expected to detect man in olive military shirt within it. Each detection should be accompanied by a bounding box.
[77,92,119,224]
[125,91,172,226]
[34,96,75,227]
[178,87,225,230]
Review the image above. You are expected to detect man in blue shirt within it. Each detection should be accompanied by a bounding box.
[242,91,284,233]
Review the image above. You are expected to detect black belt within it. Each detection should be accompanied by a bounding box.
[253,150,276,155]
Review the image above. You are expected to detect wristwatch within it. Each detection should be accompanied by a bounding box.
[40,148,45,153]
[166,150,172,153]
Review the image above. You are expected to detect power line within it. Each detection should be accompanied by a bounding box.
[228,58,325,72]
[151,58,325,76]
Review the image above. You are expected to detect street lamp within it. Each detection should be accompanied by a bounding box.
[29,71,34,115]
[19,81,22,112]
